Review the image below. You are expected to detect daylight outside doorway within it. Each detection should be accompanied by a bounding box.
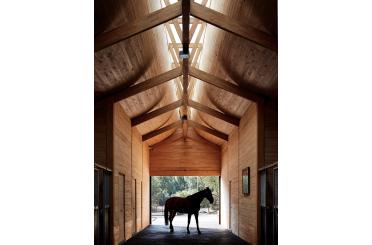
[151,176,221,229]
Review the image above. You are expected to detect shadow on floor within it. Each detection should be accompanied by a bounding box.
[121,225,249,245]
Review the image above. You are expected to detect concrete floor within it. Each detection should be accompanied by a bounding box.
[122,225,249,245]
[151,213,221,229]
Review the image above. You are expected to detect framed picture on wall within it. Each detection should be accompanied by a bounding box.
[242,167,250,195]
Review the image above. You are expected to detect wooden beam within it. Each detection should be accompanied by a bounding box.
[181,0,190,113]
[189,67,264,102]
[190,22,206,63]
[142,121,182,141]
[187,99,240,126]
[188,120,228,141]
[190,2,277,52]
[101,67,182,102]
[131,99,183,126]
[168,43,202,49]
[182,0,190,54]
[95,1,182,51]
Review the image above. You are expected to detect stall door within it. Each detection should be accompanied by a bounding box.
[273,168,278,245]
[94,167,112,245]
[259,166,278,245]
[259,171,267,245]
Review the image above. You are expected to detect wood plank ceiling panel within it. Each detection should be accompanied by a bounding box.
[94,0,278,147]
[194,0,278,137]
[94,0,181,145]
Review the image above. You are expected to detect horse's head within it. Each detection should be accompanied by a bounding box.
[204,187,214,204]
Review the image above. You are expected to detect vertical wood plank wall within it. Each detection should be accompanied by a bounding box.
[264,103,278,166]
[95,103,111,168]
[220,143,229,228]
[131,128,143,233]
[111,103,150,244]
[113,103,132,243]
[150,129,221,176]
[238,103,258,244]
[221,103,259,245]
[142,143,150,228]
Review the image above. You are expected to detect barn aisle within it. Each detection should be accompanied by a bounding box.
[122,225,248,245]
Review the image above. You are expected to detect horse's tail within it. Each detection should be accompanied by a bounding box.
[164,200,169,226]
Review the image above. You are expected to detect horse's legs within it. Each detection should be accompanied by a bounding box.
[169,210,176,232]
[187,213,192,234]
[194,212,201,234]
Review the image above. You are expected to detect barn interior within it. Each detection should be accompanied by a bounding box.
[94,0,278,244]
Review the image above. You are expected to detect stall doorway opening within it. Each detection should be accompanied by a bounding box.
[151,176,220,229]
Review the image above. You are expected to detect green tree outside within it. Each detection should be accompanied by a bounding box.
[151,176,220,212]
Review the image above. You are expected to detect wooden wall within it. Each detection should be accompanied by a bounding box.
[220,103,259,245]
[113,103,132,243]
[264,102,278,166]
[238,103,259,244]
[149,128,221,176]
[220,143,229,229]
[142,143,150,228]
[94,103,113,168]
[220,128,239,233]
[111,103,150,244]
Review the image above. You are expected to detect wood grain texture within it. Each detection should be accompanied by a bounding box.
[190,2,277,51]
[220,103,260,244]
[142,121,182,141]
[131,99,183,126]
[188,120,229,141]
[113,103,132,242]
[131,128,143,232]
[230,129,240,235]
[112,103,151,242]
[238,103,258,244]
[187,99,240,126]
[189,67,264,102]
[95,1,182,51]
[142,143,150,227]
[102,67,182,103]
[95,105,109,166]
[264,103,278,166]
[150,128,221,176]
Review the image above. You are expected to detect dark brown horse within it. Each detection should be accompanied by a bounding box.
[164,187,214,234]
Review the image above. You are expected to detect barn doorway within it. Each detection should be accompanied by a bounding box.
[150,176,220,229]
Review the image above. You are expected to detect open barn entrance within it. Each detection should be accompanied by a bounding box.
[150,176,220,229]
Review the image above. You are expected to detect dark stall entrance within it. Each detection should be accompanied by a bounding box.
[259,163,278,245]
[150,176,220,229]
[94,164,112,245]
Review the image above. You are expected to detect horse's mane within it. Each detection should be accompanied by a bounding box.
[186,189,206,200]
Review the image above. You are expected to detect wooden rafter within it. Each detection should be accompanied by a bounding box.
[187,99,240,126]
[181,0,191,139]
[95,1,182,51]
[189,22,206,63]
[190,1,277,52]
[131,99,183,126]
[189,67,264,102]
[169,43,202,49]
[130,97,240,128]
[188,120,228,141]
[100,67,182,102]
[142,121,182,141]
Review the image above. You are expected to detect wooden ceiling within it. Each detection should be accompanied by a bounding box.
[94,0,277,146]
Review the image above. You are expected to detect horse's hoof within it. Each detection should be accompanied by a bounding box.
[198,231,201,235]
[187,231,190,234]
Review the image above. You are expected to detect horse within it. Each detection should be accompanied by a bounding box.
[164,187,214,234]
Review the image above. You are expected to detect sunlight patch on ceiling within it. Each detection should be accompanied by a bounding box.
[160,0,210,119]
